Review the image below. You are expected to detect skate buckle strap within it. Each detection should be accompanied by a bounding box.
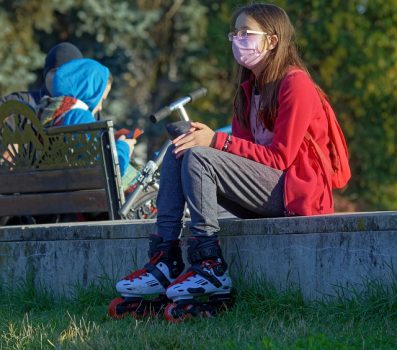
[145,264,172,289]
[144,252,172,289]
[189,262,222,288]
[188,245,221,264]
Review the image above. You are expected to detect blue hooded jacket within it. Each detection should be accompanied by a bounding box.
[0,42,83,131]
[52,58,130,176]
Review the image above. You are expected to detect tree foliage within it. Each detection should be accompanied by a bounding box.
[0,0,396,209]
[278,0,397,209]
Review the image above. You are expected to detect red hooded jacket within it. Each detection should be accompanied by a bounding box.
[212,69,334,216]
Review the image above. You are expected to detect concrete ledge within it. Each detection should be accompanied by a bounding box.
[1,211,397,299]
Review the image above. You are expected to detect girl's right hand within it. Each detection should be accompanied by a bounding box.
[172,122,215,158]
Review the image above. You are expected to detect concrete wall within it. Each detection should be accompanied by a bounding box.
[1,211,397,299]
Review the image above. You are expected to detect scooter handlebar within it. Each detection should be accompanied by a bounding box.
[149,106,172,124]
[188,87,207,103]
[149,87,207,124]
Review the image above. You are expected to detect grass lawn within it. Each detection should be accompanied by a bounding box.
[1,277,396,350]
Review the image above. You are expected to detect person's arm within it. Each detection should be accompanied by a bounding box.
[231,112,254,141]
[212,71,318,170]
[0,91,37,108]
[61,109,96,125]
[115,139,130,176]
[61,110,135,177]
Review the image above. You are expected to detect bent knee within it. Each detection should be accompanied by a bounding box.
[183,146,215,165]
[182,147,218,174]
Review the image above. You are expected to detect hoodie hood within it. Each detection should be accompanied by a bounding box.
[52,58,110,111]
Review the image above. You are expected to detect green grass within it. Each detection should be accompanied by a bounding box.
[1,277,397,350]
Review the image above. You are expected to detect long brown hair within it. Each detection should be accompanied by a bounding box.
[232,4,309,130]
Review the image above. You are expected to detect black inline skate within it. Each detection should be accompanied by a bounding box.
[108,234,185,319]
[164,236,233,323]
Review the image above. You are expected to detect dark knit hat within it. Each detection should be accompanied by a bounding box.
[43,42,83,78]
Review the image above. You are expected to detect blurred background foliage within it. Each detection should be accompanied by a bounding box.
[0,0,396,211]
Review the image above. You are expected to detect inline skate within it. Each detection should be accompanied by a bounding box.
[108,234,185,319]
[164,236,233,323]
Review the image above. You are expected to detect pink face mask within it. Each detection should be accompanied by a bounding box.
[232,36,268,69]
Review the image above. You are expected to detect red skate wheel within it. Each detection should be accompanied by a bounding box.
[130,306,150,320]
[108,298,128,320]
[164,303,193,323]
[108,298,141,320]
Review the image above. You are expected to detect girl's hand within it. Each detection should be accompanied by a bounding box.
[172,122,215,158]
[119,135,137,158]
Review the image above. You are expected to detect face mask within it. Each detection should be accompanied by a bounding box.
[232,36,268,69]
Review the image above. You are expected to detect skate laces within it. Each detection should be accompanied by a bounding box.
[123,251,163,280]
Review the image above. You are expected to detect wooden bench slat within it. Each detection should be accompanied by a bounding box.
[0,190,108,216]
[0,102,123,220]
[0,168,105,194]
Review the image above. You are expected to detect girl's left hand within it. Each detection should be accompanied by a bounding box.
[172,122,215,158]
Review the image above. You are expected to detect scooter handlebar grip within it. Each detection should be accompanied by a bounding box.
[150,106,172,123]
[188,87,207,103]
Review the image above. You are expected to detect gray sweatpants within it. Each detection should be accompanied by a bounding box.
[156,146,285,241]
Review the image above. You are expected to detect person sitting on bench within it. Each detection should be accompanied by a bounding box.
[0,42,83,112]
[37,58,136,178]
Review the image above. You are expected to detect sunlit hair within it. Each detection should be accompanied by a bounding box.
[232,3,318,130]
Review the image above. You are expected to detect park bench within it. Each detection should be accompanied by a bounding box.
[0,100,125,223]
